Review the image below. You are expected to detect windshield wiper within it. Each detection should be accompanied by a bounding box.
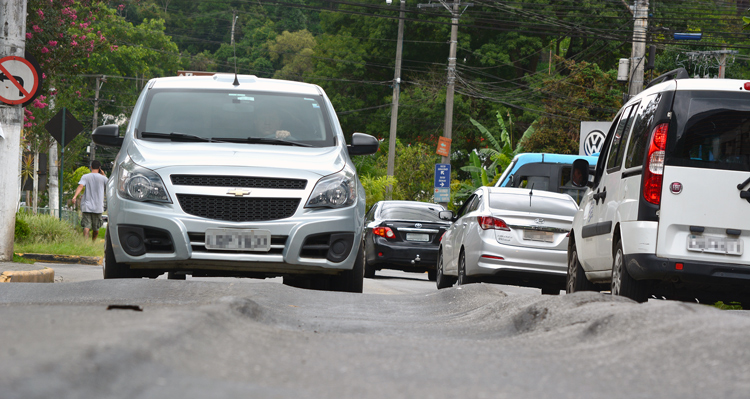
[214,137,312,147]
[141,131,219,142]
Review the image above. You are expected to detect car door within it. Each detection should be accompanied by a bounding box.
[363,202,380,264]
[579,103,637,271]
[443,193,478,274]
[656,89,750,265]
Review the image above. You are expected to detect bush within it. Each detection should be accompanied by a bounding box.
[14,212,78,243]
[14,216,31,241]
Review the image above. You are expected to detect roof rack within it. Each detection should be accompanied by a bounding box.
[645,67,690,89]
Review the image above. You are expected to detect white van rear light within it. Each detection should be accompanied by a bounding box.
[644,123,669,204]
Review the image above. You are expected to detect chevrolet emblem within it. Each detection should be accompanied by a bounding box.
[227,189,251,197]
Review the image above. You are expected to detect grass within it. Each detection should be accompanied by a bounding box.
[14,213,105,258]
[12,253,35,264]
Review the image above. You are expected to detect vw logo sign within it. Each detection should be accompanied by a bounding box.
[414,223,422,228]
[584,130,606,156]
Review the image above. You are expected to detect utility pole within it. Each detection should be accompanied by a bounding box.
[418,0,472,206]
[386,0,406,200]
[0,0,28,261]
[628,0,649,97]
[90,75,105,162]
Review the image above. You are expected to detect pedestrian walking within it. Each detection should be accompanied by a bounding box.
[72,160,108,240]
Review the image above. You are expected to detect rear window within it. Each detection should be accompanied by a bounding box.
[380,204,444,222]
[489,193,577,216]
[138,89,335,147]
[670,91,750,172]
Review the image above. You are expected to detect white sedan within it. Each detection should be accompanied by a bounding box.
[436,186,578,294]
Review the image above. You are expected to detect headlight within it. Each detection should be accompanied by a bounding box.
[117,156,171,203]
[305,165,357,209]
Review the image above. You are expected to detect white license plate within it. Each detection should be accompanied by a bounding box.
[523,230,554,243]
[205,228,271,251]
[406,233,430,242]
[687,234,743,255]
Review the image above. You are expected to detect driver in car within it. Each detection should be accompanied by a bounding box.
[254,110,291,140]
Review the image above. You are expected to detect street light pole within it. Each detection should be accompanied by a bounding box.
[386,0,406,200]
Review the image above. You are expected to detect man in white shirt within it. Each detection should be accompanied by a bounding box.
[72,160,109,240]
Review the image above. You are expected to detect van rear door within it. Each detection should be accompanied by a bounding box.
[656,88,750,265]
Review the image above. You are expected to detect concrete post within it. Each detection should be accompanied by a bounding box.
[0,0,28,261]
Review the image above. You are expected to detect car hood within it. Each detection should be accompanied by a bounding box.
[127,140,346,177]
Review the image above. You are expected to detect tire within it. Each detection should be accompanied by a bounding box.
[364,258,376,279]
[168,272,186,280]
[330,240,365,293]
[103,230,137,279]
[427,269,437,281]
[436,250,456,289]
[456,250,475,286]
[566,245,598,293]
[611,239,648,303]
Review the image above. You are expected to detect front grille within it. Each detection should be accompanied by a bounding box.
[171,175,306,190]
[177,194,300,222]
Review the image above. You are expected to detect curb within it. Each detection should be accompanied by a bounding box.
[0,267,55,283]
[15,253,102,265]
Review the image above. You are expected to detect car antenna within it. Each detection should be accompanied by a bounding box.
[529,183,534,206]
[231,14,240,86]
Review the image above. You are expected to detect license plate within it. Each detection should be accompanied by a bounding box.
[205,228,271,251]
[523,229,554,243]
[406,233,430,242]
[687,234,743,255]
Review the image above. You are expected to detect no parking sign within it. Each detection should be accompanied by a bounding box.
[0,55,42,107]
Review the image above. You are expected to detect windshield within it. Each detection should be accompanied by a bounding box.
[137,89,335,147]
[670,91,750,172]
[380,204,445,222]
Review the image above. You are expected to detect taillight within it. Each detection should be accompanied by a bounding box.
[373,226,395,239]
[643,122,669,205]
[478,216,510,231]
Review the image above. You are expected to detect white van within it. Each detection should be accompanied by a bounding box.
[568,68,750,304]
[92,74,378,292]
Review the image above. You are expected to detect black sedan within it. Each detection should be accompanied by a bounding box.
[363,200,449,280]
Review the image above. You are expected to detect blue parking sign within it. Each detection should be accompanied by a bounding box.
[434,163,451,188]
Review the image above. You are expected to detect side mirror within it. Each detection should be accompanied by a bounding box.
[438,210,454,221]
[571,159,590,188]
[347,133,379,156]
[92,124,123,147]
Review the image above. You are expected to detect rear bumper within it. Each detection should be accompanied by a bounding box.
[625,253,750,286]
[367,239,439,272]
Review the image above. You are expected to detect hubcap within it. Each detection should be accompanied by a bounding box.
[567,251,577,293]
[611,249,623,295]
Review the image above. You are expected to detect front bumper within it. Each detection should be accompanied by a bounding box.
[108,195,363,275]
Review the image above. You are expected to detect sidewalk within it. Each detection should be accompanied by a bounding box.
[1,254,101,283]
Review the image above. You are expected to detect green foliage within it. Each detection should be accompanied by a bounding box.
[14,216,31,242]
[65,167,91,198]
[521,56,623,154]
[15,213,78,244]
[361,175,398,210]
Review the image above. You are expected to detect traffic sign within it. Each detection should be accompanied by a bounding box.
[0,55,41,106]
[434,187,450,202]
[45,109,85,148]
[434,163,451,188]
[436,137,451,157]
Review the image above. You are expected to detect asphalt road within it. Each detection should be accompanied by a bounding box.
[1,266,749,398]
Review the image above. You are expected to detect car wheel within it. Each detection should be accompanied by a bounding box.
[427,269,437,281]
[103,230,137,279]
[364,256,376,279]
[611,239,648,303]
[435,250,456,289]
[329,240,365,293]
[456,250,475,286]
[167,272,186,280]
[566,245,598,293]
